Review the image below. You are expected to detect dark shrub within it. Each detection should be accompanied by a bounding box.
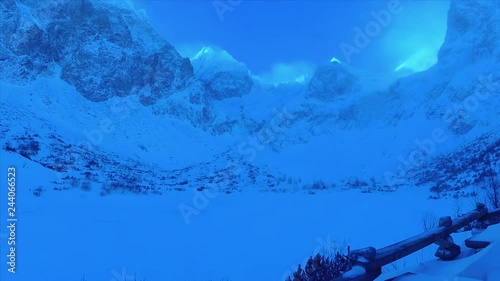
[311,180,328,190]
[19,139,40,159]
[32,186,46,197]
[81,181,92,192]
[430,181,452,194]
[286,253,352,281]
[4,142,16,152]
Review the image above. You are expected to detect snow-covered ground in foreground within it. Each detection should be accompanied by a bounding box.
[0,151,480,281]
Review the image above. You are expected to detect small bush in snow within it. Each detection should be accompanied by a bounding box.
[18,137,40,159]
[69,177,81,188]
[99,178,142,196]
[430,181,452,194]
[81,181,92,192]
[4,142,16,152]
[311,180,328,190]
[343,177,369,190]
[421,211,438,231]
[32,186,46,197]
[483,160,499,209]
[285,253,352,281]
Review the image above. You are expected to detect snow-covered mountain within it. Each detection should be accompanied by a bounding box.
[1,0,499,194]
[0,0,193,105]
[191,46,254,100]
[1,0,499,280]
[306,61,361,102]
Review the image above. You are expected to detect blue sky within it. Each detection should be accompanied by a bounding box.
[134,0,450,83]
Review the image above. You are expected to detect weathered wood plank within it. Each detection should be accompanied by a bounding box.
[365,208,488,270]
[483,208,500,223]
[333,205,495,281]
[465,211,500,249]
[464,239,491,249]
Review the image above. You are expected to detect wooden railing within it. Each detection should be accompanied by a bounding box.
[334,203,500,281]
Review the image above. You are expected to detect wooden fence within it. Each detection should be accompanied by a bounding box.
[334,203,500,281]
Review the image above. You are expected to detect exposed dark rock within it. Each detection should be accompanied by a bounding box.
[435,234,461,260]
[201,70,253,100]
[191,47,254,100]
[439,216,453,228]
[306,62,360,101]
[435,243,461,261]
[0,0,193,104]
[438,0,500,66]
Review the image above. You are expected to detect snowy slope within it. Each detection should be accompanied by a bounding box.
[1,0,497,193]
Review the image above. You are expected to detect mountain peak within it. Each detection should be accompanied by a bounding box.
[191,46,247,73]
[0,0,193,104]
[438,0,500,67]
[191,46,253,100]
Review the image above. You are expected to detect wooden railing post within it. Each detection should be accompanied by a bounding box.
[334,205,494,281]
[472,203,489,234]
[434,216,461,260]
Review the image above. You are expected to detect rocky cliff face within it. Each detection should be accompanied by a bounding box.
[0,0,51,82]
[305,62,360,102]
[265,0,499,155]
[191,47,254,100]
[386,0,500,136]
[438,0,500,67]
[201,70,253,100]
[0,0,193,104]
